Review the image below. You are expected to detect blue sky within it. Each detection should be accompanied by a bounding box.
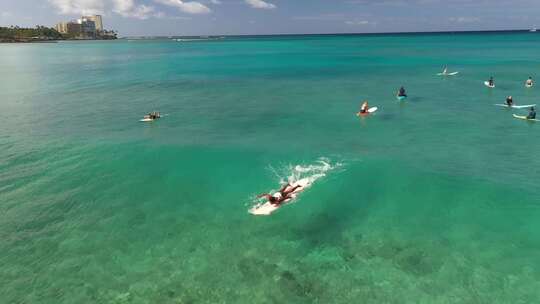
[1,0,540,36]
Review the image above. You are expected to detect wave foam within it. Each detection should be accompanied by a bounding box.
[261,157,341,198]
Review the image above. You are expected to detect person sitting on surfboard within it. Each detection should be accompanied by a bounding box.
[148,111,161,119]
[257,183,302,206]
[398,86,407,97]
[526,77,533,86]
[488,77,494,87]
[506,96,514,106]
[359,100,369,114]
[527,107,536,120]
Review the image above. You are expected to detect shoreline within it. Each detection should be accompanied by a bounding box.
[0,39,59,43]
[0,38,117,43]
[122,29,537,40]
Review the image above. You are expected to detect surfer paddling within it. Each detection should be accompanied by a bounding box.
[257,183,302,206]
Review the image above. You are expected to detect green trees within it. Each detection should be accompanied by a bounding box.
[0,25,117,42]
[0,25,63,42]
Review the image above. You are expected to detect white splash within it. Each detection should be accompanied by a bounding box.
[249,158,341,215]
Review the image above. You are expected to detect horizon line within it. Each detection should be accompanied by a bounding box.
[120,28,535,39]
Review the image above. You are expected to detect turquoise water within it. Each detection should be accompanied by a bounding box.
[1,33,540,303]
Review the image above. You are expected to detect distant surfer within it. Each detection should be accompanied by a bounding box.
[397,86,407,97]
[505,96,514,106]
[526,77,534,87]
[143,111,161,120]
[488,76,494,87]
[257,183,302,206]
[150,111,161,119]
[527,107,536,120]
[359,100,369,114]
[438,66,459,76]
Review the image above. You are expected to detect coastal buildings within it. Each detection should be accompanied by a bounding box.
[80,17,97,38]
[55,22,67,34]
[84,15,103,32]
[55,15,115,39]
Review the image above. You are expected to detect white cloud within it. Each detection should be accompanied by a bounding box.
[345,20,370,25]
[210,0,221,4]
[48,0,161,19]
[48,0,106,15]
[155,0,211,14]
[245,0,276,9]
[1,11,13,18]
[113,0,157,19]
[449,16,481,23]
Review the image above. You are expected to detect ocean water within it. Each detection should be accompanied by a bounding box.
[1,32,540,303]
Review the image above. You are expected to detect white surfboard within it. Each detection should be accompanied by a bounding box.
[513,114,539,122]
[249,178,311,216]
[140,118,154,122]
[397,95,407,101]
[494,104,536,109]
[484,81,495,88]
[356,107,378,116]
[526,83,533,88]
[437,71,459,76]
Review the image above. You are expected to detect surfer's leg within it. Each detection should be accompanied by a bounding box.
[281,195,292,202]
[285,185,301,195]
[279,183,290,193]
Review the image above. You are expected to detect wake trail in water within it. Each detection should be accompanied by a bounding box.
[279,157,339,186]
[249,158,342,214]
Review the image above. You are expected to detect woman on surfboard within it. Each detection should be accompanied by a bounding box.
[359,100,369,114]
[257,183,302,206]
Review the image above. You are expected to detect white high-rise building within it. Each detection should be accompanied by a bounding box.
[55,22,68,34]
[83,15,103,32]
